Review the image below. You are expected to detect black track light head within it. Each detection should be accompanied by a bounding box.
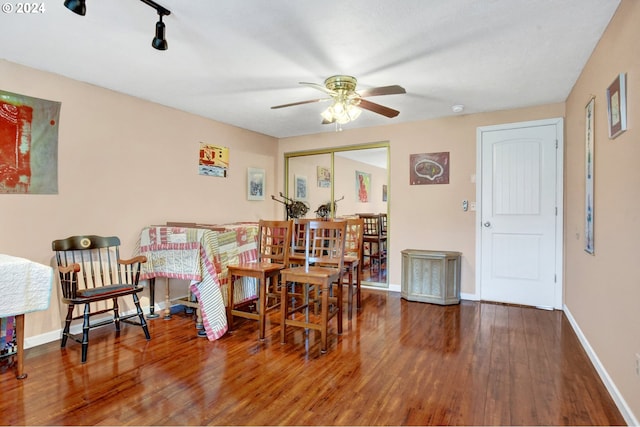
[152,15,168,50]
[64,0,86,16]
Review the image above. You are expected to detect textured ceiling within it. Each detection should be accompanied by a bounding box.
[0,0,621,138]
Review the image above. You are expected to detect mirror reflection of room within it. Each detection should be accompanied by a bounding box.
[285,145,388,287]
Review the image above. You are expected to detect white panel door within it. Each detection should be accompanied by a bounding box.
[478,119,562,308]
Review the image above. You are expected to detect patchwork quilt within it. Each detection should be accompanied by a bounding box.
[137,224,258,340]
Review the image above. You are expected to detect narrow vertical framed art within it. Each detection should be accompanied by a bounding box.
[585,96,595,254]
[294,175,307,201]
[247,167,265,200]
[606,73,627,139]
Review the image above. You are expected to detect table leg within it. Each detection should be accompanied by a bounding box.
[15,314,26,380]
[147,278,159,319]
[164,277,172,319]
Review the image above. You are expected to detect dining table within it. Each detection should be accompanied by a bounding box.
[0,254,54,379]
[135,222,259,340]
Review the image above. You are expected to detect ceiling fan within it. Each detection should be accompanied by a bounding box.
[271,75,406,125]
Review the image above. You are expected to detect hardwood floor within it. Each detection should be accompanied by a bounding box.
[0,290,625,426]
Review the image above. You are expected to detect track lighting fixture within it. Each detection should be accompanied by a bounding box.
[152,14,168,50]
[63,0,171,51]
[64,0,85,16]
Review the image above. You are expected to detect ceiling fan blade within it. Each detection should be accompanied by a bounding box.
[271,98,328,109]
[321,117,335,125]
[300,82,336,95]
[358,99,400,118]
[358,85,406,98]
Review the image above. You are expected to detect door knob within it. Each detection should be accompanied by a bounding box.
[483,221,491,227]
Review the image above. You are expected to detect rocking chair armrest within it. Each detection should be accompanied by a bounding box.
[118,255,148,265]
[58,263,81,274]
[57,263,81,300]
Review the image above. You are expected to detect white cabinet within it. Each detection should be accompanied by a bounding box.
[401,249,461,305]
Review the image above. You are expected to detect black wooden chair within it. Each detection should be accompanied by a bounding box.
[52,235,150,363]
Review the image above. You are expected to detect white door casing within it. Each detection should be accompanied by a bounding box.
[476,118,564,309]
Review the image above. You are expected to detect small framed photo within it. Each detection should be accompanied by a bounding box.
[606,73,627,139]
[247,168,265,200]
[294,175,307,201]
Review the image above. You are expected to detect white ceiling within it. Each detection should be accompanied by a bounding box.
[336,148,388,170]
[0,0,620,139]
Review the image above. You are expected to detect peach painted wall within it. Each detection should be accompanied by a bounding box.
[278,103,564,295]
[564,0,639,421]
[0,59,279,344]
[333,155,387,216]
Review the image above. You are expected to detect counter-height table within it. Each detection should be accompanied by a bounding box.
[0,254,53,379]
[135,223,258,340]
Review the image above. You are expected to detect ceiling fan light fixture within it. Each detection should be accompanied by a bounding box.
[322,102,361,124]
[272,74,404,127]
[64,0,86,15]
[322,95,362,125]
[321,107,334,123]
[346,103,362,121]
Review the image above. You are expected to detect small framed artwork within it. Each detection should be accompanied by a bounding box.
[382,184,387,202]
[356,171,371,202]
[294,175,307,201]
[247,167,265,201]
[410,152,450,185]
[317,166,331,188]
[606,73,627,139]
[585,97,595,254]
[199,143,229,177]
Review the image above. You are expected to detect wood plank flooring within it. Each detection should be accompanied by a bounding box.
[0,290,625,425]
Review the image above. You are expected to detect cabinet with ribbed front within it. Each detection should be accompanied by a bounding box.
[401,249,461,305]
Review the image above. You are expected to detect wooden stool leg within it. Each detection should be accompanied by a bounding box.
[356,263,362,309]
[258,276,266,340]
[347,267,354,320]
[320,282,329,353]
[337,281,343,335]
[280,279,288,344]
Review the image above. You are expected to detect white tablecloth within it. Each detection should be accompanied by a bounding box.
[0,254,53,317]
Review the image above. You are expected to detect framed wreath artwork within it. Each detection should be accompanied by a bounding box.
[410,152,450,185]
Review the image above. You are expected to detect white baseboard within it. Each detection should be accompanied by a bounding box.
[563,305,638,426]
[460,292,478,301]
[359,285,477,301]
[24,330,61,349]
